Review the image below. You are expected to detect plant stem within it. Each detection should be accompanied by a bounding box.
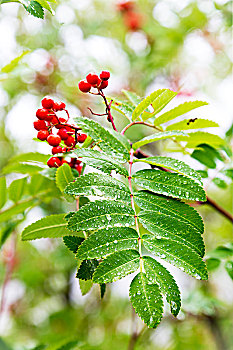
[121,121,159,135]
[128,148,143,271]
[98,91,118,131]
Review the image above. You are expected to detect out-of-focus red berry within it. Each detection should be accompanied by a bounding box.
[41,97,54,109]
[47,157,61,168]
[33,120,47,131]
[78,80,92,93]
[47,134,61,147]
[77,133,87,143]
[124,12,143,31]
[117,1,134,12]
[100,71,110,81]
[37,130,50,141]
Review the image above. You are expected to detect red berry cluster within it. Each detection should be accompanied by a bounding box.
[117,1,143,31]
[34,97,87,174]
[78,71,110,93]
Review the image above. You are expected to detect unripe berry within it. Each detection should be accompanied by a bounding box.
[52,146,63,154]
[34,120,47,131]
[78,80,92,93]
[86,73,100,86]
[64,135,75,147]
[47,157,61,168]
[53,101,66,111]
[77,133,87,143]
[37,130,50,141]
[36,108,49,120]
[99,80,108,89]
[47,134,61,147]
[57,128,69,140]
[100,71,110,81]
[41,97,54,109]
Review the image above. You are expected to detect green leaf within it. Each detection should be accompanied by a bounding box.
[135,191,204,234]
[1,51,30,73]
[79,280,93,295]
[176,132,224,149]
[133,169,206,201]
[209,246,233,259]
[225,261,233,280]
[63,236,84,254]
[135,192,204,256]
[222,169,233,179]
[191,144,221,169]
[67,200,135,232]
[35,0,53,13]
[76,227,138,260]
[93,250,140,283]
[154,101,208,126]
[143,235,208,280]
[122,89,141,107]
[111,100,134,120]
[56,163,74,192]
[129,272,163,328]
[77,259,99,280]
[141,90,177,121]
[1,163,44,175]
[8,152,50,164]
[134,156,202,184]
[0,177,7,210]
[166,118,218,131]
[0,199,35,224]
[132,131,187,150]
[132,89,177,121]
[72,149,128,177]
[109,130,131,151]
[23,0,44,18]
[21,214,72,241]
[64,173,130,204]
[8,177,27,203]
[74,117,129,162]
[212,177,227,189]
[143,256,181,316]
[206,258,221,271]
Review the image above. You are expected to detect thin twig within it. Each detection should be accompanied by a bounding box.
[98,90,118,131]
[121,121,158,135]
[87,107,108,117]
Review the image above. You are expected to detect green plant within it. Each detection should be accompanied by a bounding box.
[16,73,228,330]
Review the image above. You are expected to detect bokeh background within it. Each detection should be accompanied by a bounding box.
[0,0,232,349]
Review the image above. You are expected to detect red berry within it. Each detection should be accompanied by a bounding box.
[77,133,87,143]
[41,97,54,109]
[65,125,75,133]
[57,128,69,140]
[117,1,134,12]
[37,130,50,141]
[36,108,49,120]
[62,147,68,153]
[99,80,108,89]
[47,157,61,168]
[51,116,59,125]
[55,117,67,129]
[86,73,100,86]
[53,101,66,111]
[52,146,63,154]
[47,134,61,147]
[33,120,47,131]
[61,159,69,165]
[100,71,110,81]
[124,12,143,31]
[78,80,92,93]
[43,111,54,122]
[75,163,82,174]
[64,136,75,147]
